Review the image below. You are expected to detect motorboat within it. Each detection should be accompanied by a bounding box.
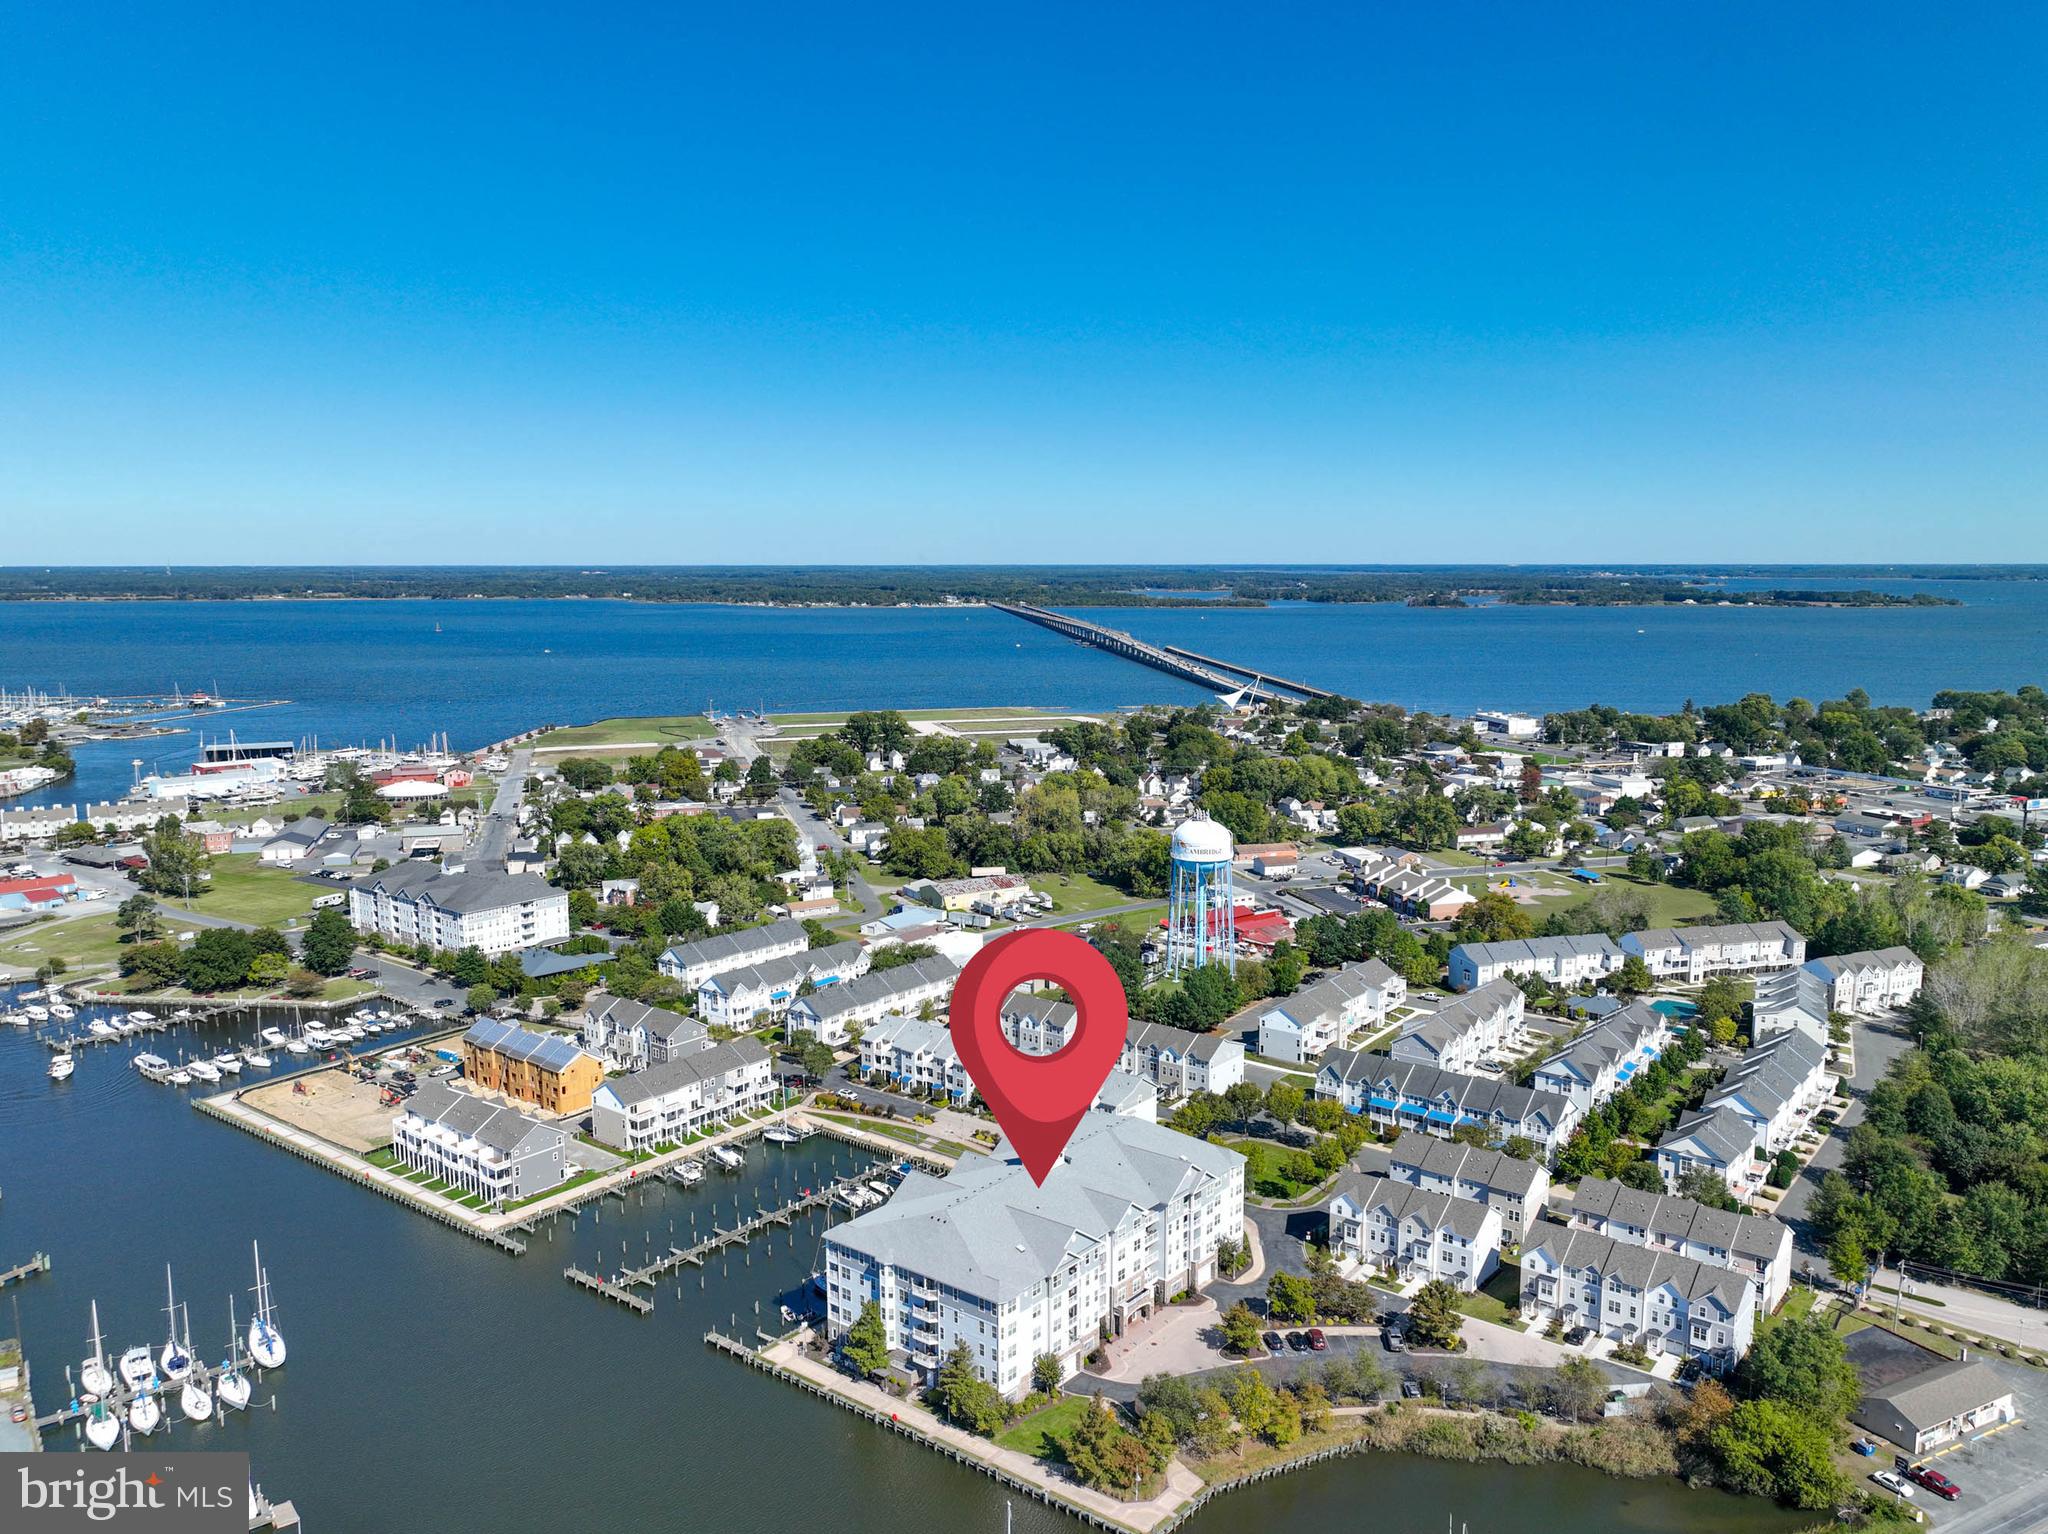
[49,1001,75,1020]
[117,1345,156,1392]
[214,1051,243,1074]
[186,1059,221,1084]
[285,1037,311,1056]
[80,1301,116,1399]
[129,1009,158,1024]
[216,1297,252,1411]
[169,1067,192,1086]
[84,1399,122,1450]
[48,1051,74,1081]
[260,1027,289,1048]
[22,1004,48,1022]
[87,1017,119,1038]
[159,1269,193,1382]
[711,1144,745,1171]
[115,1014,143,1035]
[676,1159,705,1185]
[171,1008,198,1022]
[6,1010,29,1027]
[247,1241,286,1368]
[242,1048,272,1068]
[128,1390,161,1436]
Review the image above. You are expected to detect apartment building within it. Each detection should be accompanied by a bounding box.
[1256,960,1406,1065]
[1314,1049,1581,1159]
[1386,1137,1551,1240]
[657,917,810,989]
[1803,947,1925,1014]
[348,863,569,956]
[1697,1029,1833,1157]
[998,997,1246,1098]
[1446,934,1623,993]
[859,1014,976,1102]
[1327,1173,1503,1291]
[390,1081,570,1204]
[1618,921,1805,984]
[698,939,869,1031]
[579,992,709,1070]
[1390,980,1524,1074]
[459,1019,607,1114]
[785,956,959,1046]
[1565,1174,1794,1313]
[1519,1226,1756,1371]
[587,1037,774,1151]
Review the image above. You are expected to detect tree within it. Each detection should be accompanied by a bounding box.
[1266,1271,1316,1325]
[1218,1300,1262,1356]
[1734,1313,1861,1425]
[1613,954,1653,996]
[1456,890,1535,943]
[799,1040,836,1081]
[1826,1225,1872,1289]
[1189,1386,1240,1457]
[1546,1355,1608,1422]
[466,983,498,1014]
[121,939,184,988]
[1707,1398,1846,1509]
[841,1300,890,1377]
[1061,1393,1152,1492]
[300,908,358,976]
[1263,1081,1306,1125]
[114,892,162,944]
[136,817,208,898]
[1676,1167,1742,1212]
[1403,1279,1465,1350]
[1032,1353,1065,1395]
[935,1342,1008,1435]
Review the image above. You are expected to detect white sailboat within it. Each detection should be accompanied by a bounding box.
[216,1297,252,1411]
[84,1398,122,1450]
[80,1301,116,1399]
[242,1047,272,1068]
[179,1337,213,1423]
[48,1051,74,1081]
[247,1242,286,1368]
[159,1267,193,1382]
[117,1345,156,1392]
[128,1389,161,1436]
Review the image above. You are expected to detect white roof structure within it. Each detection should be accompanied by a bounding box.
[1169,815,1234,864]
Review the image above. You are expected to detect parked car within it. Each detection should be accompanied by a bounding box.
[1262,1332,1285,1354]
[1382,1325,1407,1353]
[1286,1331,1310,1352]
[1870,1471,1915,1499]
[1306,1327,1328,1351]
[1564,1326,1592,1345]
[1400,1378,1423,1399]
[1905,1466,1960,1501]
[1850,1439,1879,1457]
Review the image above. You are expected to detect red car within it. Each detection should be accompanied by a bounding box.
[1905,1466,1961,1501]
[1306,1327,1328,1351]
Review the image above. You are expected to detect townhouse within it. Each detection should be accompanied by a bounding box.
[1519,1226,1756,1371]
[1358,860,1475,922]
[390,1081,571,1204]
[460,1019,608,1114]
[348,863,570,956]
[699,939,870,1031]
[1327,1172,1503,1291]
[785,956,960,1046]
[1390,980,1524,1075]
[1447,934,1622,992]
[859,1014,976,1102]
[657,917,810,989]
[822,1114,1245,1397]
[1530,1001,1676,1112]
[579,992,709,1071]
[1654,1109,1764,1200]
[1386,1137,1551,1240]
[1314,1050,1581,1159]
[1256,959,1406,1065]
[1749,966,1832,1047]
[1617,921,1806,984]
[998,997,1246,1098]
[588,1036,775,1151]
[1697,1029,1833,1157]
[1802,947,1925,1014]
[1565,1174,1794,1313]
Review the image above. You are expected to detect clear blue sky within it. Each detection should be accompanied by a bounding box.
[3,3,2043,563]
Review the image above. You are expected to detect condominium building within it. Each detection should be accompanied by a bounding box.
[579,991,709,1070]
[1314,1050,1581,1159]
[1618,922,1805,983]
[1386,1137,1551,1240]
[459,1019,607,1114]
[657,918,810,988]
[1802,947,1925,1015]
[1519,1226,1756,1371]
[698,939,869,1031]
[1328,1172,1503,1291]
[390,1081,570,1204]
[1565,1174,1794,1313]
[587,1037,774,1151]
[1446,934,1622,993]
[822,1114,1246,1397]
[998,997,1247,1098]
[1390,980,1524,1074]
[785,956,959,1046]
[348,862,570,956]
[1256,960,1406,1065]
[1530,1001,1675,1111]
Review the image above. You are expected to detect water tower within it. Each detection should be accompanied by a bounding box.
[1166,814,1236,975]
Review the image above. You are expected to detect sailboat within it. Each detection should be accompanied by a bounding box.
[80,1301,115,1399]
[158,1267,193,1382]
[128,1388,161,1436]
[216,1297,252,1411]
[247,1241,286,1368]
[84,1397,122,1450]
[117,1345,156,1392]
[179,1314,214,1422]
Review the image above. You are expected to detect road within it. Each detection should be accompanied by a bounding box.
[470,747,533,869]
[1774,1007,1920,1243]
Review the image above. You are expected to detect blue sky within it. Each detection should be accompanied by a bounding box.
[3,3,2043,563]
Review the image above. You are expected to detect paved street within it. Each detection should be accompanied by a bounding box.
[1775,1007,1919,1242]
[470,747,532,869]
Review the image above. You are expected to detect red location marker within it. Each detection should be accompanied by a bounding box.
[949,928,1128,1186]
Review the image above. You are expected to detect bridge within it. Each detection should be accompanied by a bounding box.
[1157,644,1338,701]
[987,602,1332,700]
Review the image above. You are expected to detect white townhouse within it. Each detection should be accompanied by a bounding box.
[786,956,959,1046]
[1566,1174,1794,1314]
[1697,1029,1833,1157]
[83,801,164,835]
[347,862,569,956]
[579,991,709,1071]
[0,803,78,843]
[657,918,811,988]
[1530,1001,1675,1112]
[1390,980,1524,1075]
[1315,1049,1581,1160]
[1803,947,1924,1014]
[1654,1107,1765,1199]
[860,1014,976,1102]
[822,1114,1245,1397]
[1386,1137,1551,1240]
[998,998,1246,1098]
[1446,934,1623,993]
[1519,1226,1757,1371]
[390,1081,570,1204]
[699,939,870,1031]
[1749,966,1833,1047]
[1618,921,1806,984]
[1256,959,1405,1065]
[588,1037,775,1151]
[1327,1173,1503,1291]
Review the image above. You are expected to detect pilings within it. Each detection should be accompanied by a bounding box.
[0,1251,51,1289]
[564,1267,654,1315]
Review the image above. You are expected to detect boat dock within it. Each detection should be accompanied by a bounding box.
[41,1014,180,1052]
[0,1251,51,1289]
[986,601,1333,700]
[33,1356,278,1437]
[564,1267,654,1315]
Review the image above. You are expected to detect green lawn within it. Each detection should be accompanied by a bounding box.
[211,793,344,826]
[533,715,718,750]
[994,1394,1092,1458]
[1456,1263,1523,1327]
[1219,1136,1332,1201]
[1554,874,1720,929]
[0,911,127,974]
[179,853,320,926]
[812,1112,970,1159]
[1033,871,1143,917]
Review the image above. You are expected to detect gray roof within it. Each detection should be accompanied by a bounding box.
[596,1036,769,1108]
[1330,1172,1498,1240]
[792,956,958,1021]
[273,815,330,847]
[1389,1137,1547,1203]
[1265,960,1400,1028]
[360,860,561,915]
[1522,1225,1752,1315]
[403,1080,564,1155]
[1398,979,1521,1058]
[1657,1106,1759,1169]
[824,1113,1243,1304]
[1807,946,1921,978]
[585,992,707,1047]
[1861,1358,2014,1430]
[1622,920,1801,956]
[1452,934,1621,968]
[463,1018,593,1074]
[661,917,808,974]
[1569,1174,1787,1266]
[1535,1001,1668,1088]
[1318,1048,1572,1130]
[704,939,867,998]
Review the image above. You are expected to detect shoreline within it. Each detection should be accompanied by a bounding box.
[0,591,1960,610]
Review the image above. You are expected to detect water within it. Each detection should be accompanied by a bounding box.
[6,580,2046,808]
[0,985,1806,1534]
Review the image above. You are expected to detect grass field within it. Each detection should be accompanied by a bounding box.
[813,1112,971,1159]
[183,853,320,926]
[0,911,127,974]
[994,1395,1091,1458]
[1220,1136,1331,1201]
[533,715,719,750]
[1457,1263,1523,1327]
[1555,874,1720,928]
[1032,871,1144,918]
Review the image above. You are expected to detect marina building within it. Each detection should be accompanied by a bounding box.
[657,918,810,989]
[1313,1049,1581,1159]
[697,939,869,1030]
[460,1019,607,1114]
[390,1081,571,1204]
[1617,921,1805,984]
[1565,1174,1794,1313]
[1327,1172,1503,1290]
[1519,1225,1756,1370]
[1389,980,1525,1074]
[821,1114,1245,1397]
[784,956,959,1046]
[1255,959,1405,1064]
[1446,934,1623,993]
[1529,1001,1675,1111]
[1385,1138,1550,1240]
[588,1037,774,1151]
[1802,947,1925,1014]
[1851,1352,2018,1455]
[347,863,570,956]
[579,992,709,1071]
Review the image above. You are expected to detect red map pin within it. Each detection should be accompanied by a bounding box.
[948,928,1128,1186]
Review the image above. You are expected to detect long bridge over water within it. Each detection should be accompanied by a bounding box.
[985,602,1336,701]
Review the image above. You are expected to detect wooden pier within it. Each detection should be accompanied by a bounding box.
[563,1267,654,1315]
[0,1251,51,1289]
